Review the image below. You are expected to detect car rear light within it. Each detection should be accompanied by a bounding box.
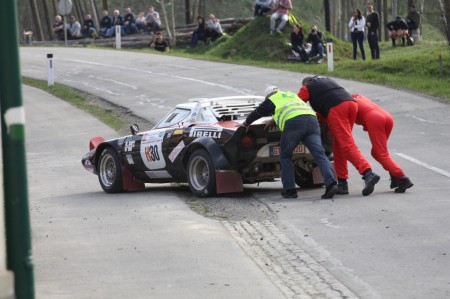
[241,135,255,149]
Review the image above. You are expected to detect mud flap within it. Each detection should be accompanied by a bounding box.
[312,166,325,185]
[312,161,335,185]
[122,164,145,191]
[216,170,243,194]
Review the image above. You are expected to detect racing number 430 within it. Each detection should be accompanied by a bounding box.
[145,145,160,162]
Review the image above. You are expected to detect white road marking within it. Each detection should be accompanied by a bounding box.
[63,58,248,94]
[320,218,340,229]
[396,153,450,178]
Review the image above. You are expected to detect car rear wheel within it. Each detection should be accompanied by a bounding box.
[187,149,216,197]
[98,147,124,193]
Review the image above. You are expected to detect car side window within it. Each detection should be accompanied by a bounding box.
[155,108,191,128]
[197,108,218,124]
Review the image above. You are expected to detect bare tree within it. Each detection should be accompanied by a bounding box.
[42,0,53,40]
[158,0,173,40]
[437,0,450,44]
[383,0,388,41]
[185,0,191,24]
[324,0,331,32]
[29,0,44,40]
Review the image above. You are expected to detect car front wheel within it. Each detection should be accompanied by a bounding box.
[187,149,216,197]
[98,147,124,193]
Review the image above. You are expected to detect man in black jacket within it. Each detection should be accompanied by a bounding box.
[366,2,380,59]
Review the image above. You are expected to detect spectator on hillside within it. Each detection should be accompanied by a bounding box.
[348,8,366,60]
[52,15,65,41]
[366,2,380,59]
[99,10,113,37]
[81,14,98,38]
[386,16,408,47]
[306,25,325,64]
[149,32,169,52]
[270,0,292,34]
[66,15,82,39]
[254,0,275,17]
[136,12,146,33]
[105,9,125,38]
[406,4,421,43]
[206,14,223,42]
[145,6,162,34]
[190,16,207,48]
[289,24,309,62]
[123,7,138,35]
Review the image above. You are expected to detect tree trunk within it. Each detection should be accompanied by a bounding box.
[324,0,331,32]
[42,0,53,40]
[199,0,206,19]
[437,0,450,45]
[91,0,100,29]
[29,0,44,41]
[383,0,388,41]
[185,0,191,24]
[392,0,398,18]
[102,0,108,11]
[159,0,173,39]
[171,0,176,43]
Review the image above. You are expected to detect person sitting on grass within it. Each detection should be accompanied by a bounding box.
[206,14,223,43]
[149,32,169,52]
[305,25,325,64]
[386,16,408,47]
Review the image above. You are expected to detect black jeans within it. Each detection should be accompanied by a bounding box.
[367,31,380,59]
[351,30,366,60]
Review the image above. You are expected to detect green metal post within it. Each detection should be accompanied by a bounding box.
[0,0,35,298]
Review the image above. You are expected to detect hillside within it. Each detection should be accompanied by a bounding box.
[185,16,352,62]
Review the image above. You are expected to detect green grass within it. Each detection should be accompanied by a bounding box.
[22,77,127,131]
[139,16,450,102]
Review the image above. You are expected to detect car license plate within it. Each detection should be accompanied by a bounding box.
[269,144,305,157]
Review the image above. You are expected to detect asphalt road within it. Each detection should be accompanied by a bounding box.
[20,47,450,299]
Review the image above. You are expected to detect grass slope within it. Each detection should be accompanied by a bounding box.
[174,15,450,101]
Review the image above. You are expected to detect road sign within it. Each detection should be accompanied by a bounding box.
[58,0,72,16]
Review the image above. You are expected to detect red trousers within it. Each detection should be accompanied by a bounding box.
[327,101,372,179]
[354,94,405,178]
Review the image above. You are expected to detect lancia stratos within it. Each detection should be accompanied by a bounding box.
[81,95,333,197]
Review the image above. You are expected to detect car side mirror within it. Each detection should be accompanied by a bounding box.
[130,124,139,135]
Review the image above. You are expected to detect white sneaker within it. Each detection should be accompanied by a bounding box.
[276,29,282,34]
[317,59,323,64]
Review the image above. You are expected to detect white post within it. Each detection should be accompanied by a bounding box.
[326,42,334,72]
[47,53,54,86]
[115,25,121,49]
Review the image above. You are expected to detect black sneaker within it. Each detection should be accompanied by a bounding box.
[390,174,400,189]
[362,171,380,196]
[395,176,414,193]
[281,188,298,198]
[321,183,338,199]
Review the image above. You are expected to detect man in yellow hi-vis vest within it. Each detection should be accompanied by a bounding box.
[239,86,338,199]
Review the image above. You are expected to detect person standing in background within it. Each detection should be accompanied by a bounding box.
[366,2,380,59]
[348,8,366,60]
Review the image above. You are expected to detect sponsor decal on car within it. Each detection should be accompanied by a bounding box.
[140,130,166,170]
[126,154,134,165]
[168,140,185,163]
[124,140,135,152]
[189,127,223,139]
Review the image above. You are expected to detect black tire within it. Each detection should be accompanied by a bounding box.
[187,149,216,197]
[295,168,324,189]
[97,147,124,193]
